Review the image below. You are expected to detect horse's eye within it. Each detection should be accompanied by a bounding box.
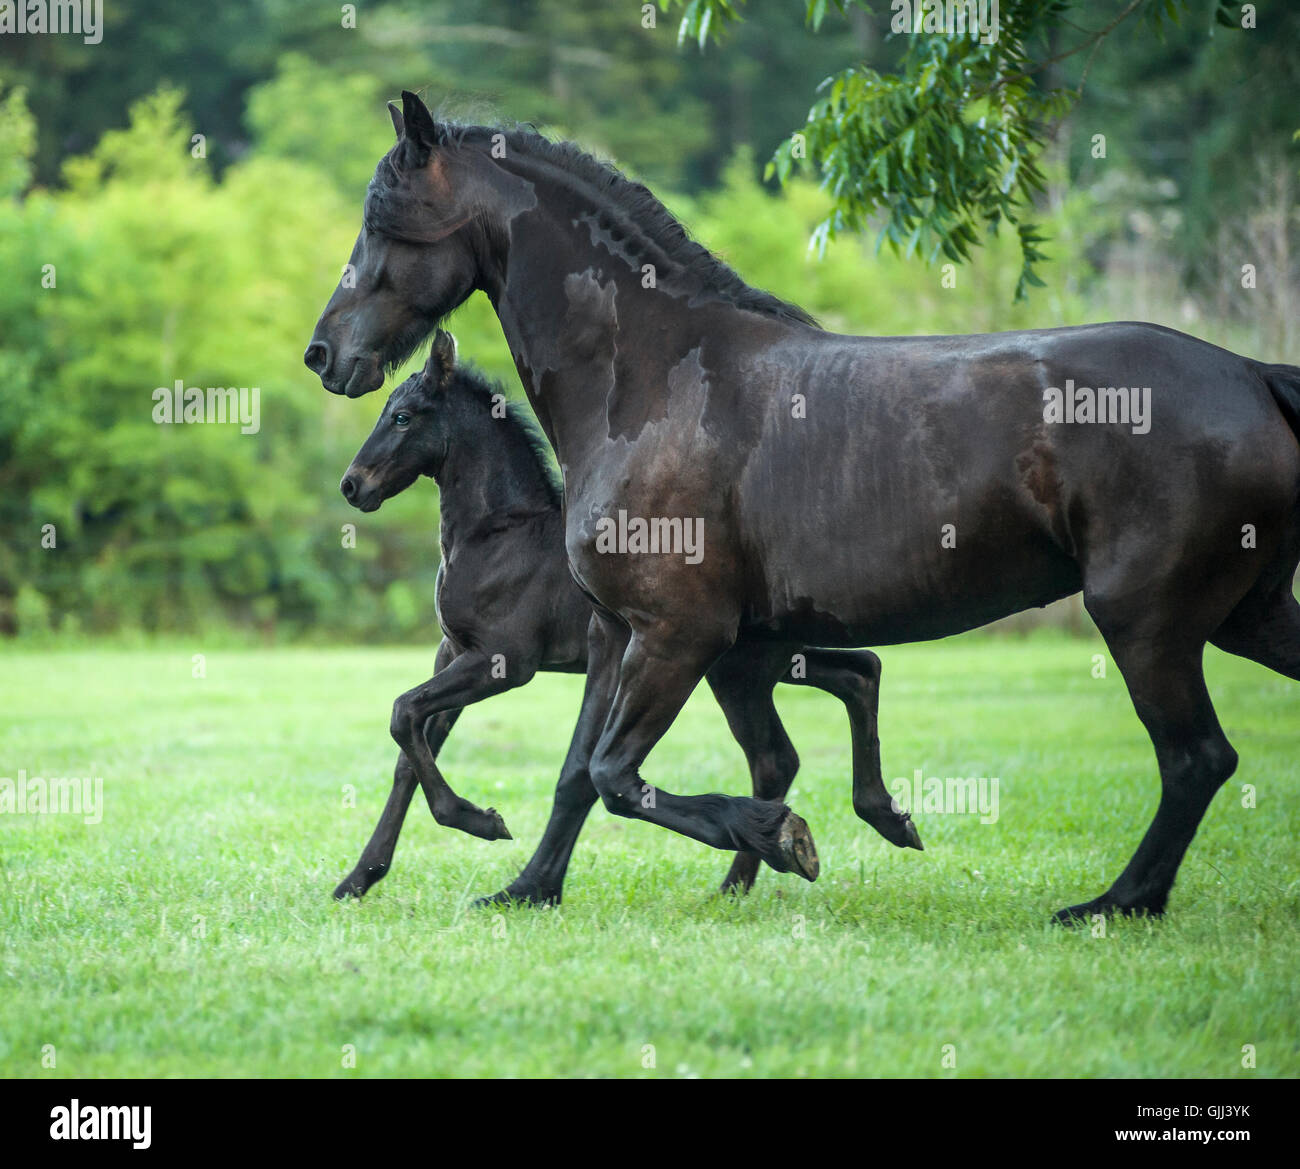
[393,412,411,428]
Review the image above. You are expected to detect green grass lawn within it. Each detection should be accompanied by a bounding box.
[0,635,1295,1078]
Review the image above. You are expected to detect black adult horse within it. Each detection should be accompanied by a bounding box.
[333,331,916,900]
[306,92,1300,920]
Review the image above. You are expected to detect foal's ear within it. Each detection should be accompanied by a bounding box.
[399,90,441,169]
[387,101,404,140]
[430,329,458,389]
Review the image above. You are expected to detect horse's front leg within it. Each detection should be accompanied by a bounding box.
[588,625,819,881]
[705,642,802,895]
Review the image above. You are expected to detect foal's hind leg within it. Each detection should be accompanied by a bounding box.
[1054,623,1239,923]
[1210,584,1300,682]
[791,648,922,851]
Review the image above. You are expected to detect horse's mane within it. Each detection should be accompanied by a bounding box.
[370,121,819,329]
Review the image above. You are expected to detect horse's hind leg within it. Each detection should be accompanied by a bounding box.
[792,648,922,851]
[1207,496,1300,677]
[706,644,802,894]
[1054,616,1238,923]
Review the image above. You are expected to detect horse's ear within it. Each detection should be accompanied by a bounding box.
[387,101,403,140]
[430,329,457,388]
[399,90,441,169]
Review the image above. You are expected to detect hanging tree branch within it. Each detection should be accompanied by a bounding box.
[661,0,1243,300]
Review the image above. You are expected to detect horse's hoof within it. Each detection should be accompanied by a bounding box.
[902,817,924,851]
[777,811,819,882]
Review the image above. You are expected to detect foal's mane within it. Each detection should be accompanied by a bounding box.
[369,121,819,329]
[435,359,562,507]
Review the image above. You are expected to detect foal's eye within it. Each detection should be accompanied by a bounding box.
[393,412,411,428]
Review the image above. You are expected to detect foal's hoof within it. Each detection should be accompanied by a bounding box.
[719,853,761,896]
[875,810,923,851]
[857,800,924,850]
[485,807,512,841]
[1051,900,1096,927]
[1051,894,1166,926]
[333,878,365,901]
[472,885,559,909]
[460,806,512,841]
[775,811,820,882]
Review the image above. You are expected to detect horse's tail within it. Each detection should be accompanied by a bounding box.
[1257,361,1300,441]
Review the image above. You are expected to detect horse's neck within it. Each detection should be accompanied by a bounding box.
[489,215,691,470]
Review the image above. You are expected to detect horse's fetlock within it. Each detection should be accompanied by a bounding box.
[599,788,635,817]
[852,794,885,824]
[590,761,638,817]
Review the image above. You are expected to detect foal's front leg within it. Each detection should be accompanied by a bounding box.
[389,647,535,831]
[334,641,507,900]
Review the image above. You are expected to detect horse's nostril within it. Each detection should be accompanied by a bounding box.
[340,475,357,501]
[304,341,331,375]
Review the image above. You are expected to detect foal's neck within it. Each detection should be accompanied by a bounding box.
[431,390,557,545]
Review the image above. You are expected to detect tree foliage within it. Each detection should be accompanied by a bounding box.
[667,0,1247,298]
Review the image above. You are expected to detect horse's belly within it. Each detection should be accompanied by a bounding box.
[742,514,1079,645]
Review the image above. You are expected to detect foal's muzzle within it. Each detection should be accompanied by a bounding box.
[340,470,382,513]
